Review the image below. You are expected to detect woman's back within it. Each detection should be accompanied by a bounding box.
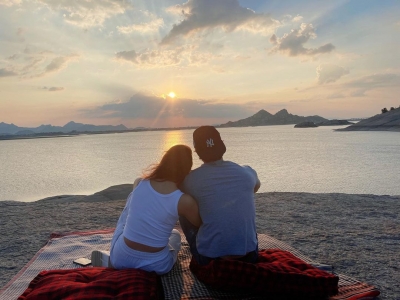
[93,144,201,275]
[123,180,183,248]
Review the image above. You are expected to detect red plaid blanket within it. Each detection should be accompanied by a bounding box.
[18,267,160,300]
[190,249,339,299]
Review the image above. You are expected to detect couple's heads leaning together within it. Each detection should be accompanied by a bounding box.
[93,126,260,274]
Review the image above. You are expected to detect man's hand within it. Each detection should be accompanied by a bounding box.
[254,178,261,193]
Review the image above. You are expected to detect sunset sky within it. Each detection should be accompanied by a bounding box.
[1,0,399,128]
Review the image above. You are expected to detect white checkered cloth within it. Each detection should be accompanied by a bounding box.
[0,230,113,300]
[0,228,379,300]
[161,232,319,300]
[162,231,379,300]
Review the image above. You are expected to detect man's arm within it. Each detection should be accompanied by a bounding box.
[243,165,261,193]
[178,194,202,227]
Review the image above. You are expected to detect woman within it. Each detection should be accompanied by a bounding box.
[91,144,201,275]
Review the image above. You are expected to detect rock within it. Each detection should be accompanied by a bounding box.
[294,121,318,128]
[338,107,400,131]
[316,120,353,126]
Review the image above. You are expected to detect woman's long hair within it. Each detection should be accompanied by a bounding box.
[143,144,193,186]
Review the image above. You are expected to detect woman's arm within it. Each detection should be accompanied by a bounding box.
[178,194,202,228]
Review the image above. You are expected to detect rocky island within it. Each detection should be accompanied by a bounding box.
[338,107,400,132]
[294,121,319,128]
[219,109,327,127]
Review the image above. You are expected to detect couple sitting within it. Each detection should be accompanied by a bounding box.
[92,125,260,275]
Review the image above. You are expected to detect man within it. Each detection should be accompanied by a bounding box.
[180,126,261,265]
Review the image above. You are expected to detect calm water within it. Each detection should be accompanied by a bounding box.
[1,125,399,202]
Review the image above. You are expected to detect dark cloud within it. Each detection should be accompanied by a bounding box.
[83,93,252,120]
[47,86,65,92]
[0,68,17,77]
[115,50,137,62]
[7,54,19,60]
[162,0,277,44]
[32,54,78,77]
[45,57,70,72]
[270,23,335,57]
[115,49,182,66]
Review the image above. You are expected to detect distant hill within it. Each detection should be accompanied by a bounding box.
[0,122,25,135]
[219,109,328,127]
[338,107,400,132]
[0,121,128,135]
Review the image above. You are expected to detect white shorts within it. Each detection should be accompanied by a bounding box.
[110,226,181,275]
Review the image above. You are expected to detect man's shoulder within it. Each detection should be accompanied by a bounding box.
[224,161,255,172]
[186,161,255,179]
[223,161,258,181]
[183,166,205,185]
[184,161,226,184]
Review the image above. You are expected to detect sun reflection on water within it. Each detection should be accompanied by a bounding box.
[161,130,186,152]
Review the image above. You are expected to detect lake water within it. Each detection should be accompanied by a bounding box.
[1,125,399,202]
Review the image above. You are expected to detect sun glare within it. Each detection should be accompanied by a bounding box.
[168,92,176,98]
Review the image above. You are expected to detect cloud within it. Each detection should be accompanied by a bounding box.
[0,0,21,6]
[115,45,218,67]
[37,0,132,27]
[281,14,303,23]
[0,68,17,77]
[45,57,71,72]
[316,64,349,84]
[115,49,183,67]
[117,18,164,34]
[270,23,335,57]
[344,73,400,97]
[162,0,278,44]
[326,93,345,99]
[5,45,78,78]
[83,93,252,121]
[21,57,46,73]
[33,55,79,78]
[43,86,65,92]
[292,15,303,22]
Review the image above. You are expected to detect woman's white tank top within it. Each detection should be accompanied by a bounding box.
[123,180,183,247]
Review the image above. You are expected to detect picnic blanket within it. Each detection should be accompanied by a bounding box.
[0,228,380,300]
[18,268,159,300]
[189,249,339,298]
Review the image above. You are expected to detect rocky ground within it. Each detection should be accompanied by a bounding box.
[1,185,399,299]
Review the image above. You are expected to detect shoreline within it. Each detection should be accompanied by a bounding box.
[3,188,400,203]
[0,127,198,142]
[1,185,399,299]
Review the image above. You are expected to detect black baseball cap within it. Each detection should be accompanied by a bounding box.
[193,126,226,162]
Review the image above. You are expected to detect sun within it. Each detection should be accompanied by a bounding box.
[168,92,176,98]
